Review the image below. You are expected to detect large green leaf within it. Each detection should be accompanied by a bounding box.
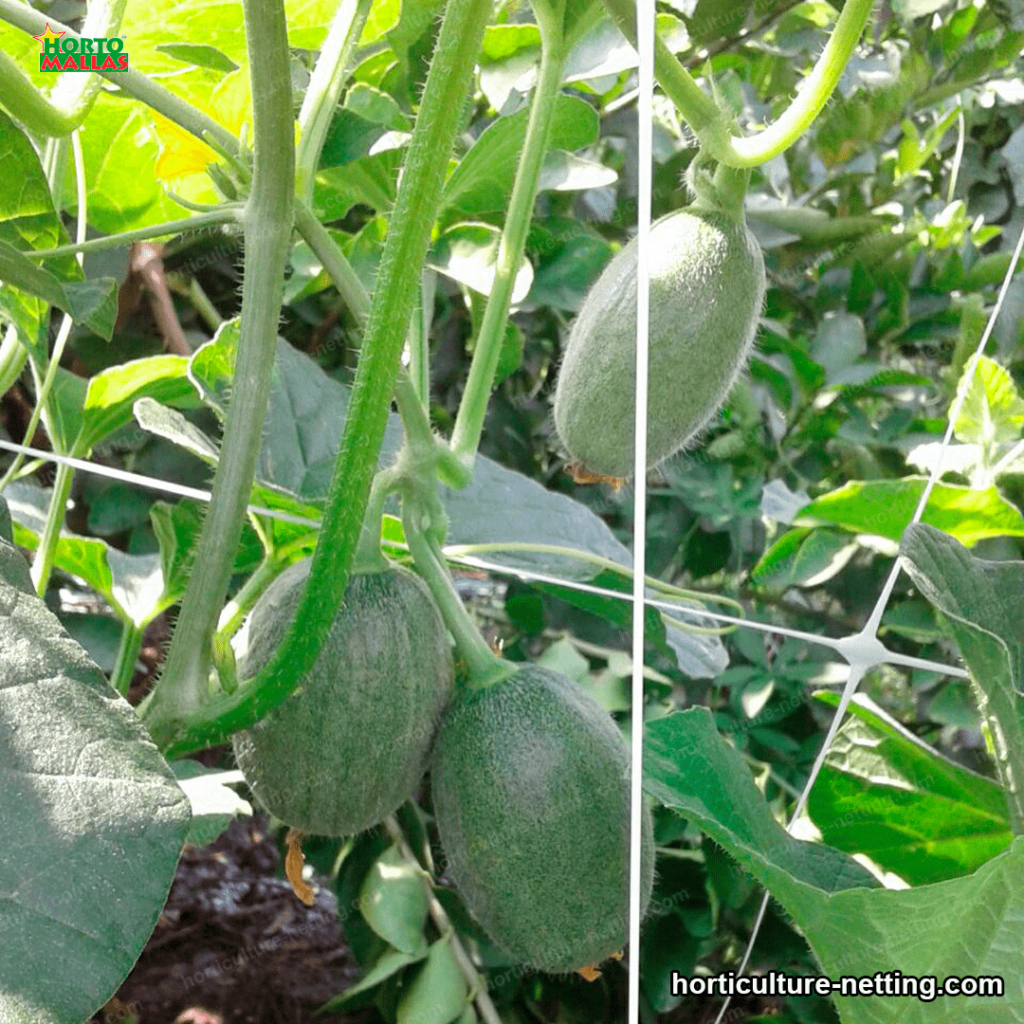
[645,709,1024,1023]
[900,523,1024,831]
[0,110,78,351]
[808,693,1010,884]
[0,240,117,341]
[795,478,1024,547]
[0,499,190,1024]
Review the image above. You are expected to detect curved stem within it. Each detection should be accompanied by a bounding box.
[601,0,874,167]
[141,0,294,729]
[216,553,285,640]
[0,324,26,397]
[295,0,372,203]
[404,497,508,687]
[144,0,495,757]
[450,4,566,463]
[293,200,370,322]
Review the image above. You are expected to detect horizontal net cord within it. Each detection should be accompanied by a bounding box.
[0,435,969,681]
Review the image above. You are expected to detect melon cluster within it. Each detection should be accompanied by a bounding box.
[431,665,654,973]
[232,560,453,837]
[554,206,766,478]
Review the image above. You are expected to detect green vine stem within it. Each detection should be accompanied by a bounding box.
[599,0,875,168]
[140,0,295,729]
[0,0,240,159]
[26,209,242,260]
[293,211,469,490]
[13,131,87,591]
[295,0,372,203]
[293,201,370,321]
[450,0,566,463]
[29,460,72,594]
[145,0,495,757]
[409,270,436,405]
[382,815,505,1024]
[0,0,126,135]
[403,497,509,687]
[110,621,145,697]
[215,553,286,641]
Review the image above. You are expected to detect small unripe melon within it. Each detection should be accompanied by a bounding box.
[430,665,654,973]
[232,560,453,836]
[554,207,766,478]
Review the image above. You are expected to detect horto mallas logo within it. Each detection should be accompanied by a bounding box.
[33,23,128,72]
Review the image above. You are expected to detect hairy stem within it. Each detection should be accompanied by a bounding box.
[294,201,370,322]
[27,209,242,260]
[450,4,566,463]
[29,460,72,595]
[146,0,494,756]
[600,0,873,167]
[140,0,294,732]
[404,499,508,687]
[295,0,372,203]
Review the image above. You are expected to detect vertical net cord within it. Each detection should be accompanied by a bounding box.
[629,0,655,1020]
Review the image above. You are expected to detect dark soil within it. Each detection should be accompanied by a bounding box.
[90,815,375,1024]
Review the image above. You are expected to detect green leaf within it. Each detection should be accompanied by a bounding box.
[795,478,1024,547]
[319,947,425,1012]
[428,222,533,301]
[645,709,1024,1023]
[810,311,867,380]
[953,355,1024,448]
[76,354,194,455]
[442,95,599,214]
[73,91,178,234]
[0,524,190,1024]
[808,693,1010,884]
[6,481,173,628]
[154,42,239,73]
[0,110,78,348]
[645,709,879,895]
[358,845,430,956]
[751,527,859,590]
[900,523,1024,831]
[171,762,251,847]
[396,938,468,1024]
[0,240,118,340]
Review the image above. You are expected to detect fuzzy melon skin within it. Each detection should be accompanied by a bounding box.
[554,207,766,478]
[431,665,654,973]
[232,561,453,837]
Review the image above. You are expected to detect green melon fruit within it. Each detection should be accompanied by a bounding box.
[232,560,453,836]
[430,665,654,973]
[554,206,766,478]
